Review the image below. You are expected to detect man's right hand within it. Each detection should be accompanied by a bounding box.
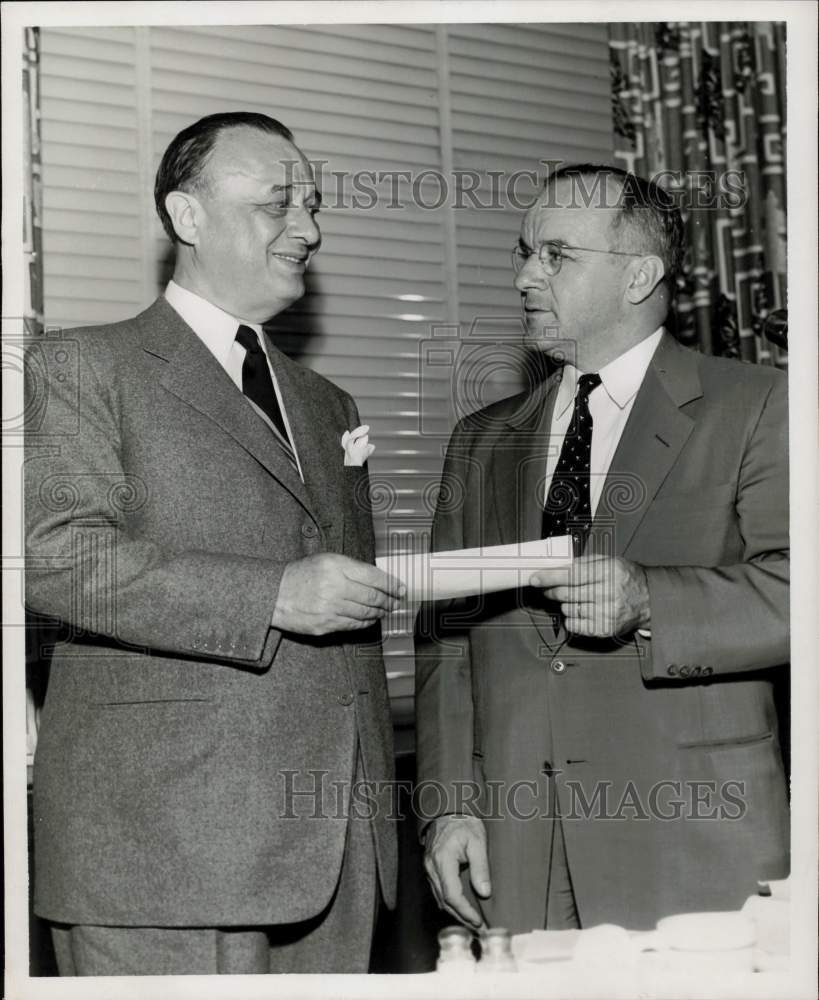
[271,553,405,636]
[423,814,492,929]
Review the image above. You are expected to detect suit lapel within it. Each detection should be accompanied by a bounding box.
[138,299,315,516]
[491,375,560,545]
[489,375,565,651]
[590,333,701,556]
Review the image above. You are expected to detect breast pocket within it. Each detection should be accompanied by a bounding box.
[650,482,737,510]
[632,483,739,564]
[341,466,375,558]
[343,464,370,501]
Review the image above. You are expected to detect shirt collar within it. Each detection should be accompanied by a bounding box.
[554,326,665,418]
[164,280,263,365]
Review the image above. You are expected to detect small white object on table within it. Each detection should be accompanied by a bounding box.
[504,886,790,998]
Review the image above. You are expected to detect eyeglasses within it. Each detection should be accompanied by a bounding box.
[511,241,643,275]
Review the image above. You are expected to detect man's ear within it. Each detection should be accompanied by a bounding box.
[164,190,203,245]
[625,255,665,304]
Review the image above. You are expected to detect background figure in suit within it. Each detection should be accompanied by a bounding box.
[25,112,404,975]
[415,164,789,934]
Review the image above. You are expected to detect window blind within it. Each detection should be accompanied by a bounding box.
[448,22,613,420]
[40,27,144,327]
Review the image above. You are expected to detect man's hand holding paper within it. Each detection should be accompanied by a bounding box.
[273,553,406,635]
[530,554,651,638]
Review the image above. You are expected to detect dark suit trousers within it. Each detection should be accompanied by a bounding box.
[545,818,580,929]
[545,778,580,930]
[49,749,378,975]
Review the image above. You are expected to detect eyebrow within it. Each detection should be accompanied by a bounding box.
[265,184,322,206]
[519,237,570,250]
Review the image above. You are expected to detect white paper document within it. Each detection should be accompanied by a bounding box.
[376,536,573,602]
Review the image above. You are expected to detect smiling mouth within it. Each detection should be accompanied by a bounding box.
[270,253,308,266]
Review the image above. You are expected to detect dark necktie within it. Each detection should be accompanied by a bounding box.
[541,372,602,556]
[235,325,297,469]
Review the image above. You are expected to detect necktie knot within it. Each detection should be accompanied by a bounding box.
[576,372,601,403]
[236,324,262,354]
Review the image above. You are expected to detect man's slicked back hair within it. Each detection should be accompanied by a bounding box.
[154,111,294,243]
[546,163,685,288]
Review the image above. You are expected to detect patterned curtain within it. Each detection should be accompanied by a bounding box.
[609,22,787,366]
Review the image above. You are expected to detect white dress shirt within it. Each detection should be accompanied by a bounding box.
[543,327,664,514]
[164,280,304,481]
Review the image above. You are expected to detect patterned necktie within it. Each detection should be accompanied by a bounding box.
[541,372,602,555]
[235,325,297,470]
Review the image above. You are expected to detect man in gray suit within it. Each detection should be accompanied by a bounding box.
[416,164,789,934]
[25,112,403,975]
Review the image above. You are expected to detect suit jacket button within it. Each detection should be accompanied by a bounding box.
[337,692,354,706]
[702,667,714,676]
[301,522,318,538]
[551,660,566,674]
[667,664,678,676]
[679,665,691,678]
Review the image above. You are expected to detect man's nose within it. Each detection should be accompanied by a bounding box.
[513,256,547,293]
[288,205,321,249]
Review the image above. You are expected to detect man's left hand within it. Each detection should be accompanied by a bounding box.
[530,555,650,637]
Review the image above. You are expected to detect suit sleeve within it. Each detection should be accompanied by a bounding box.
[24,337,285,669]
[414,420,478,831]
[641,372,789,680]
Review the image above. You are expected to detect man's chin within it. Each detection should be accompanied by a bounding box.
[524,314,561,345]
[523,310,557,334]
[523,321,578,366]
[245,287,303,324]
[261,273,304,313]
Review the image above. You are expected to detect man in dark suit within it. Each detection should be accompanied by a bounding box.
[25,111,403,975]
[415,164,789,933]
